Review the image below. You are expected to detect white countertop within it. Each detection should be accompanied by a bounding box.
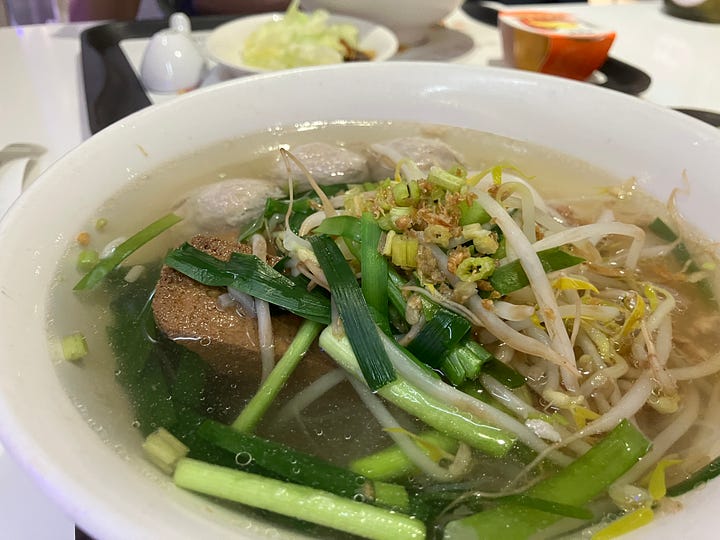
[0,2,718,538]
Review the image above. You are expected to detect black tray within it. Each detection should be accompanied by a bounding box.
[461,1,652,96]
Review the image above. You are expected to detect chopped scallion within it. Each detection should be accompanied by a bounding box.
[61,332,88,361]
[76,249,99,273]
[360,213,391,335]
[456,256,496,282]
[489,248,585,295]
[407,308,471,369]
[459,199,491,226]
[427,166,465,192]
[390,234,419,269]
[309,235,395,390]
[350,431,458,481]
[142,427,189,475]
[174,458,426,540]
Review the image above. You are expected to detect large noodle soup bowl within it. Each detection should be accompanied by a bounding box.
[1,62,719,540]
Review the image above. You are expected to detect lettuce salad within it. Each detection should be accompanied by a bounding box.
[243,1,361,70]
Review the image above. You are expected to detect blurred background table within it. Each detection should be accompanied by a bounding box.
[0,1,718,538]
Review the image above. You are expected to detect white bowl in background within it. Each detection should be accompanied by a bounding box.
[0,63,720,540]
[300,0,464,45]
[205,11,398,76]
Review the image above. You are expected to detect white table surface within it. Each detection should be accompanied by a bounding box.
[0,2,718,538]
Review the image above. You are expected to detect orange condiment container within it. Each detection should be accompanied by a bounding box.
[498,11,616,81]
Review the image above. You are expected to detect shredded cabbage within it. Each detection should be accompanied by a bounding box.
[243,1,360,70]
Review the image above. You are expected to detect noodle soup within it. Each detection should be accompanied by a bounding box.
[49,121,720,539]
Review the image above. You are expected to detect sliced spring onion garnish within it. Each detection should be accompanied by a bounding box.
[74,213,182,290]
[360,213,391,335]
[407,308,471,369]
[143,427,189,475]
[648,217,679,242]
[61,332,88,361]
[489,248,585,295]
[200,419,368,498]
[232,319,323,433]
[481,358,526,389]
[76,249,99,273]
[309,234,395,390]
[314,215,361,242]
[165,243,331,324]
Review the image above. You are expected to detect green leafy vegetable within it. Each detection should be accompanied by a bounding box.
[360,213,391,335]
[309,234,395,390]
[199,419,409,510]
[407,308,472,369]
[443,420,650,539]
[165,243,331,324]
[243,1,362,70]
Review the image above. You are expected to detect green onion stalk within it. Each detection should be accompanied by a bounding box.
[174,458,426,540]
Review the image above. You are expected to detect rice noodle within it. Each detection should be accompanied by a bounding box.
[252,234,275,383]
[347,377,461,480]
[276,368,347,423]
[228,287,257,317]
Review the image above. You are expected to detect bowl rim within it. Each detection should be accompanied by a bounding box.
[1,61,720,539]
[204,11,399,74]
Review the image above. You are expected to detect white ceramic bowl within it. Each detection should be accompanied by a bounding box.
[1,63,720,540]
[300,0,464,45]
[205,12,398,76]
